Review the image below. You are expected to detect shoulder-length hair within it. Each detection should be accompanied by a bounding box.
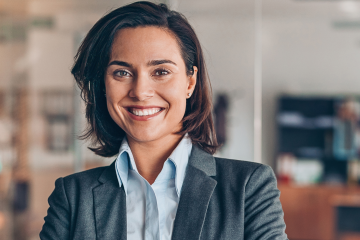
[72,1,219,156]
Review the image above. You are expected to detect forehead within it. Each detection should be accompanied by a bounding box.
[110,26,183,63]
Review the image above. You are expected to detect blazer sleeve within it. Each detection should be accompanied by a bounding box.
[40,177,71,240]
[244,164,288,240]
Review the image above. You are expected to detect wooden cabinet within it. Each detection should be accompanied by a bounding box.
[278,184,360,240]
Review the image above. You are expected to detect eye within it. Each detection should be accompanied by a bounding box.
[114,70,131,77]
[153,68,170,76]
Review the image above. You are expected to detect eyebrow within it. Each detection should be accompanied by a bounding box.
[108,61,133,68]
[147,59,177,67]
[107,59,177,68]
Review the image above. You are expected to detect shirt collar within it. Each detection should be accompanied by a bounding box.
[167,134,192,196]
[114,134,192,197]
[114,138,136,196]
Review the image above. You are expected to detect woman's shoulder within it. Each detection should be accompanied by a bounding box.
[213,157,276,186]
[214,157,270,173]
[60,164,113,190]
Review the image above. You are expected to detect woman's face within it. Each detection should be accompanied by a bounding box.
[105,26,197,144]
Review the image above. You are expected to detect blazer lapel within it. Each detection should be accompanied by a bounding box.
[93,161,127,240]
[172,146,217,240]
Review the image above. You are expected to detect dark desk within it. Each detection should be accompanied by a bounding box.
[332,195,360,240]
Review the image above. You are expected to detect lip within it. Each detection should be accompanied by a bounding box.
[125,105,165,121]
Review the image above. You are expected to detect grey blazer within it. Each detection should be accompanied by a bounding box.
[40,145,288,240]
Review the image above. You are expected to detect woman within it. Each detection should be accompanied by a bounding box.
[40,1,287,240]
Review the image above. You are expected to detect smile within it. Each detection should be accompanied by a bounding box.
[126,106,165,121]
[129,107,162,116]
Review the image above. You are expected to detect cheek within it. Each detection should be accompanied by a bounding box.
[105,78,128,103]
[160,80,188,117]
[105,79,129,121]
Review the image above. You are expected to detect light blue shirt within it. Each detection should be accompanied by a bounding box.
[115,135,192,240]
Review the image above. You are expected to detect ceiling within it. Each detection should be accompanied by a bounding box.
[1,0,360,21]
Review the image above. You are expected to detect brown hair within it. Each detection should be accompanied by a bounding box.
[72,1,219,156]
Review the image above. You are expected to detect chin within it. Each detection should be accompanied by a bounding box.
[126,128,163,143]
[126,126,180,144]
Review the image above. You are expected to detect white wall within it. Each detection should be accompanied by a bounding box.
[0,43,27,89]
[28,29,74,90]
[178,2,256,162]
[27,29,75,168]
[191,16,255,162]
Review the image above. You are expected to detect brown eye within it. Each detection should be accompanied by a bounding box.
[154,69,170,76]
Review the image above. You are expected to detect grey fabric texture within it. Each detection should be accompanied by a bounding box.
[40,145,288,240]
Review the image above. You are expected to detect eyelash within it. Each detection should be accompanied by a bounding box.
[114,70,131,77]
[112,68,171,78]
[153,68,171,76]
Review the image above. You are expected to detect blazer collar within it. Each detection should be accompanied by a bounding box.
[172,145,217,240]
[93,161,127,240]
[97,144,216,183]
[93,144,217,240]
[187,144,216,177]
[98,160,118,185]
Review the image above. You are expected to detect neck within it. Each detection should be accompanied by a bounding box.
[127,133,184,185]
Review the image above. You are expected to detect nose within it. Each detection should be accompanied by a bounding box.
[128,72,154,101]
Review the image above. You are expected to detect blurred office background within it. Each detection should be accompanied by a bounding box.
[1,0,360,239]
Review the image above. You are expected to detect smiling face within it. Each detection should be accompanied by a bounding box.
[105,26,197,144]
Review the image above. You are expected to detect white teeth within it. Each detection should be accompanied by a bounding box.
[131,108,161,116]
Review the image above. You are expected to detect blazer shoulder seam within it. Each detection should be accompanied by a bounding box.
[63,166,107,181]
[244,164,264,190]
[214,158,263,170]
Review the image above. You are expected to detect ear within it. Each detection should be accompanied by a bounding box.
[187,66,197,98]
